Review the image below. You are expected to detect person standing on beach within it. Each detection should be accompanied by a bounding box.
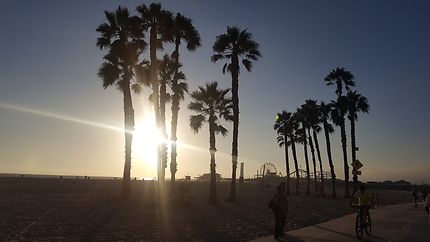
[424,191,430,215]
[268,182,288,240]
[412,190,419,207]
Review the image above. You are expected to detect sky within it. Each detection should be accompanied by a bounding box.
[0,0,429,183]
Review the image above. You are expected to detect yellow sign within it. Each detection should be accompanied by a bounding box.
[352,159,363,170]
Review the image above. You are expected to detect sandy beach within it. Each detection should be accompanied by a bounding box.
[0,177,410,241]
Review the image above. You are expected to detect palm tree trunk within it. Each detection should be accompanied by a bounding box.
[159,78,168,185]
[323,121,336,198]
[121,83,135,198]
[150,26,162,182]
[291,136,300,195]
[170,41,180,195]
[350,117,358,194]
[313,129,325,196]
[284,133,290,195]
[308,128,318,194]
[340,118,350,198]
[209,113,217,205]
[228,55,240,202]
[303,127,310,195]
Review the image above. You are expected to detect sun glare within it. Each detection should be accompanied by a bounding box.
[132,110,172,176]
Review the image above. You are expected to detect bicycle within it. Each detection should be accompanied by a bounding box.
[353,205,371,239]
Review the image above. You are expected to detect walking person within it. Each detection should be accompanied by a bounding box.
[424,191,429,215]
[412,189,419,207]
[268,182,288,240]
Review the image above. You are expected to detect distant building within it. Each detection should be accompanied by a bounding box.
[366,180,411,190]
[185,175,191,181]
[197,173,222,181]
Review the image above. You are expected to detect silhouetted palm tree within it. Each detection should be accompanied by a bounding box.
[325,68,356,198]
[137,3,173,181]
[274,111,293,195]
[188,82,232,205]
[290,114,302,195]
[319,101,337,198]
[96,6,146,198]
[158,55,174,166]
[331,96,350,198]
[324,67,355,98]
[170,13,200,194]
[211,26,261,201]
[347,90,369,193]
[309,104,325,197]
[296,106,311,195]
[303,100,319,194]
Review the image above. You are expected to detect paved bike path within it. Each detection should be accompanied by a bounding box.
[250,203,428,242]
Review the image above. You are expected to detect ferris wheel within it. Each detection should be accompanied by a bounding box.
[260,162,277,175]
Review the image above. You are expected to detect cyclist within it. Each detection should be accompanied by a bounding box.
[352,184,372,215]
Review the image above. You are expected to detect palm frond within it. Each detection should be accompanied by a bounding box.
[189,114,205,133]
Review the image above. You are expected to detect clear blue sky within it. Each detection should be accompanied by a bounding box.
[0,0,429,183]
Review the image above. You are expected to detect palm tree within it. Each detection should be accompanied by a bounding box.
[331,96,350,198]
[319,101,337,198]
[274,111,293,195]
[309,103,325,197]
[302,100,319,194]
[324,67,355,98]
[325,67,356,198]
[96,6,146,198]
[158,55,174,170]
[170,13,200,194]
[289,115,302,195]
[296,107,311,195]
[211,26,261,201]
[188,82,232,204]
[347,90,369,193]
[137,3,173,181]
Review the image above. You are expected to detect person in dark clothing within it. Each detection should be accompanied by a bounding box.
[269,182,288,240]
[412,190,419,207]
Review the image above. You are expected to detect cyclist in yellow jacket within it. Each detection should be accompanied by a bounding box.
[352,184,372,215]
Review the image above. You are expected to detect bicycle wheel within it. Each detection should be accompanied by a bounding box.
[365,214,372,235]
[355,214,363,239]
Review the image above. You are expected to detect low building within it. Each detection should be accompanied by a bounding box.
[197,173,222,181]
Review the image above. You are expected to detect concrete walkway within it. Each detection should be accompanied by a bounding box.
[250,203,429,242]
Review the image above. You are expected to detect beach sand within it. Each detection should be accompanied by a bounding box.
[0,177,410,241]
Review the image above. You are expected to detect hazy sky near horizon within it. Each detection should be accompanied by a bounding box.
[0,0,429,183]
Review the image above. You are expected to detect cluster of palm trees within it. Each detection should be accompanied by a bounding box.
[96,3,261,203]
[274,68,369,199]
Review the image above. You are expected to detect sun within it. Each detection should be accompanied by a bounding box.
[132,112,161,173]
[131,109,171,178]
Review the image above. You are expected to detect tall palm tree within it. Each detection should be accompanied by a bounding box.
[319,101,337,198]
[302,100,319,194]
[211,26,261,201]
[137,3,173,182]
[325,67,356,198]
[96,6,146,198]
[324,67,355,98]
[296,107,311,195]
[308,102,325,197]
[347,90,369,193]
[289,114,302,195]
[331,96,350,198]
[157,55,174,168]
[170,13,200,194]
[312,124,325,196]
[274,111,293,195]
[188,82,232,205]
